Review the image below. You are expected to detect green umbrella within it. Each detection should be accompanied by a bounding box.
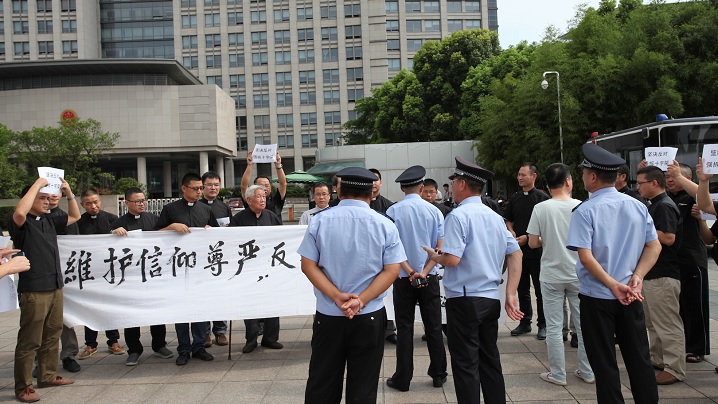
[272,170,328,184]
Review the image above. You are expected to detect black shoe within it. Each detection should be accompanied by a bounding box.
[421,334,427,342]
[385,334,398,344]
[433,376,447,388]
[242,341,258,354]
[258,321,264,336]
[563,332,568,342]
[192,348,214,361]
[261,341,284,350]
[570,333,578,348]
[62,357,81,373]
[176,351,190,366]
[537,327,547,340]
[386,378,409,392]
[510,323,531,336]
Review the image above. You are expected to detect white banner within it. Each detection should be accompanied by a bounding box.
[645,147,677,171]
[58,227,400,330]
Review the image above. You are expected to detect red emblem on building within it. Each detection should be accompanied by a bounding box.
[61,109,77,121]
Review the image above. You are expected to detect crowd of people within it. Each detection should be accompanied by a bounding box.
[4,144,717,404]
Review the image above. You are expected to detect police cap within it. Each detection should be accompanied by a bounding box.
[336,167,375,191]
[448,157,493,184]
[395,165,426,186]
[579,143,625,171]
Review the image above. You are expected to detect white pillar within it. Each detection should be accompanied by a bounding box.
[225,159,236,188]
[163,161,172,197]
[136,157,147,188]
[199,151,209,177]
[215,156,225,187]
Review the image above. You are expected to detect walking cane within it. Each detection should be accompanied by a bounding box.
[228,320,233,360]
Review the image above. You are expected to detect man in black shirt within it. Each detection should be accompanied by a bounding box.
[230,185,283,354]
[75,189,126,360]
[636,166,684,385]
[240,151,287,220]
[200,171,232,347]
[422,178,451,217]
[156,173,218,366]
[616,164,648,205]
[111,187,174,366]
[504,163,549,339]
[11,177,80,403]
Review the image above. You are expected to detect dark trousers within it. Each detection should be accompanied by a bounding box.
[392,276,447,388]
[446,297,505,404]
[580,294,658,404]
[680,264,710,356]
[305,308,386,404]
[84,327,120,349]
[517,257,544,327]
[124,325,167,355]
[175,322,208,353]
[245,317,279,345]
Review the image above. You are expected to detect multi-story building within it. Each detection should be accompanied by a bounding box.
[0,0,495,186]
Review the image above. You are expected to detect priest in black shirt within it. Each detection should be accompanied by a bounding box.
[616,164,648,205]
[230,184,283,354]
[156,173,218,366]
[240,151,287,221]
[111,187,174,366]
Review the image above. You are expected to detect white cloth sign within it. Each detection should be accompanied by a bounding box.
[645,147,677,171]
[251,144,278,164]
[700,193,718,221]
[58,227,397,330]
[0,276,19,313]
[37,167,64,194]
[702,144,718,174]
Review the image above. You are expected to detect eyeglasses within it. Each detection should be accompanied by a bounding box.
[636,180,654,186]
[127,199,146,205]
[204,183,221,188]
[185,186,204,191]
[313,193,330,197]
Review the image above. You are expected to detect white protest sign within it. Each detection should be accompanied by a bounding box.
[251,144,278,164]
[700,193,718,221]
[37,167,64,194]
[0,276,19,313]
[702,144,718,174]
[645,147,677,171]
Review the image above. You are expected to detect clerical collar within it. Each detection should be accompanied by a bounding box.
[207,200,214,204]
[187,202,194,206]
[91,215,97,219]
[134,215,141,219]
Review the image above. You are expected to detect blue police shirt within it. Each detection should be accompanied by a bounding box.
[566,186,658,300]
[297,199,407,316]
[386,194,444,277]
[441,196,520,299]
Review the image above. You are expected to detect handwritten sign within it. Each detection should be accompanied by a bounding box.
[702,144,718,174]
[645,147,678,171]
[700,193,718,221]
[251,144,278,164]
[37,167,64,194]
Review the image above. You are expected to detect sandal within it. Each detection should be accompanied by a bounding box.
[686,353,704,363]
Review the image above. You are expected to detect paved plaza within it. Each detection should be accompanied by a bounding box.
[1,263,718,403]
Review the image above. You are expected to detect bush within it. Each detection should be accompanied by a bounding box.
[285,184,310,198]
[112,178,147,195]
[0,206,14,232]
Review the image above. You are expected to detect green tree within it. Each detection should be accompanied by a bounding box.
[112,177,147,195]
[0,123,29,198]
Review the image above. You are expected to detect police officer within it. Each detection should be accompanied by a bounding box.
[386,166,447,392]
[424,157,523,404]
[298,167,406,404]
[567,143,661,403]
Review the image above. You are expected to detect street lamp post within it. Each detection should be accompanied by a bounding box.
[541,71,563,163]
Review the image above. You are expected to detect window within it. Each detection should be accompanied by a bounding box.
[299,70,315,84]
[228,33,244,46]
[14,41,30,55]
[255,135,271,145]
[345,25,361,39]
[250,10,266,24]
[251,31,267,44]
[252,73,269,87]
[274,8,289,22]
[0,23,3,36]
[37,20,53,34]
[387,39,400,51]
[300,91,316,105]
[237,116,248,130]
[322,47,338,62]
[321,27,338,41]
[0,43,5,56]
[297,6,313,21]
[388,59,401,71]
[424,20,440,32]
[448,20,462,32]
[183,56,199,68]
[277,134,294,149]
[61,19,77,33]
[206,54,221,68]
[323,69,339,84]
[13,0,29,13]
[229,74,245,88]
[277,92,293,106]
[386,1,398,13]
[447,1,462,12]
[274,30,290,44]
[37,0,52,13]
[346,46,362,60]
[277,113,293,128]
[386,20,399,32]
[228,12,243,25]
[348,110,358,121]
[347,67,363,81]
[347,88,363,102]
[229,53,244,67]
[181,0,196,7]
[204,0,219,7]
[325,111,342,125]
[205,13,220,27]
[254,115,270,129]
[466,20,481,29]
[237,95,247,108]
[38,40,53,55]
[405,1,420,12]
[320,6,336,20]
[253,94,270,108]
[297,28,314,41]
[275,50,291,64]
[251,52,268,65]
[323,90,340,104]
[407,39,423,52]
[345,4,361,18]
[205,34,221,48]
[302,134,318,148]
[62,40,77,55]
[298,49,314,63]
[325,132,342,146]
[407,58,414,69]
[237,136,248,151]
[13,21,29,34]
[466,1,480,12]
[182,35,198,49]
[207,75,222,87]
[424,1,439,12]
[275,71,291,86]
[182,15,197,28]
[406,20,421,32]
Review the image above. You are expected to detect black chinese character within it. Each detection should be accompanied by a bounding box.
[271,242,296,269]
[169,247,197,277]
[136,246,163,282]
[205,241,228,276]
[104,248,133,285]
[233,239,260,279]
[65,250,94,290]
